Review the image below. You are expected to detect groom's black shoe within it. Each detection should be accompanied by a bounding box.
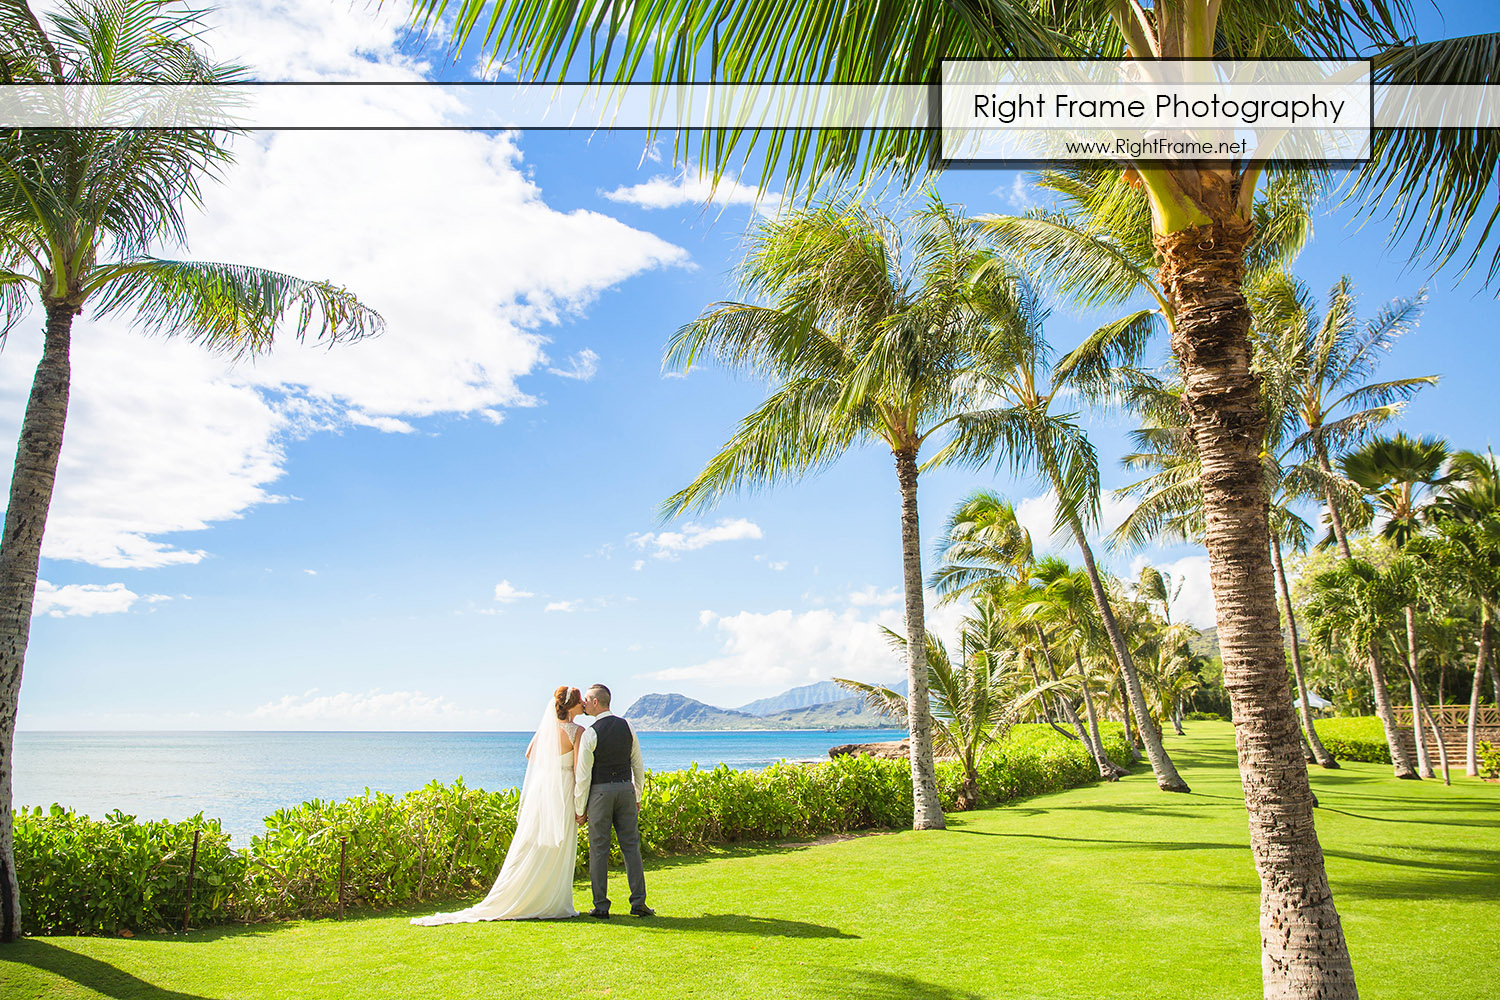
[587,908,610,919]
[630,906,656,918]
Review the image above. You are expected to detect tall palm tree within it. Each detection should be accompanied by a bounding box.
[1264,279,1436,555]
[0,1,381,942]
[1305,556,1430,779]
[1341,433,1451,780]
[1021,560,1124,779]
[661,195,1035,831]
[1426,450,1500,775]
[928,272,1189,792]
[418,3,1500,991]
[1113,358,1342,771]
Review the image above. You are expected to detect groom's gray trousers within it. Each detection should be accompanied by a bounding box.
[586,781,647,912]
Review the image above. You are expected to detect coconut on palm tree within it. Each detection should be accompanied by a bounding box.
[0,0,381,941]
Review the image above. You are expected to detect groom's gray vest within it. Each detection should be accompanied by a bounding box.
[591,716,635,785]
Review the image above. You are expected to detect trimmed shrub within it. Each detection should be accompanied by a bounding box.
[1315,716,1392,764]
[14,807,241,936]
[1478,740,1500,780]
[16,726,1130,936]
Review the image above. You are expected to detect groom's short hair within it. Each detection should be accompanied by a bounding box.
[588,684,611,708]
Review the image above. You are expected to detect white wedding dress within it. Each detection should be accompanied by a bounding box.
[412,708,580,924]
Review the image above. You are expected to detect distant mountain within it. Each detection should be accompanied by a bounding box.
[623,684,905,732]
[761,696,898,729]
[1188,627,1219,659]
[622,693,767,731]
[737,681,850,716]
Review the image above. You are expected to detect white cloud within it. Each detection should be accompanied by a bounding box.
[602,168,781,214]
[304,569,317,575]
[32,581,168,618]
[0,1,689,572]
[1015,490,1136,556]
[848,585,902,607]
[248,687,502,729]
[753,554,788,571]
[997,173,1041,212]
[631,518,763,559]
[545,600,576,613]
[632,560,645,572]
[646,588,970,696]
[1129,553,1218,629]
[494,580,534,603]
[547,348,600,381]
[347,411,417,434]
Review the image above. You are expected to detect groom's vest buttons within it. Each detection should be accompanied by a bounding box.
[591,716,635,785]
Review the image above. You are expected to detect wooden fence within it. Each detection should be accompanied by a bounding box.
[1393,704,1500,763]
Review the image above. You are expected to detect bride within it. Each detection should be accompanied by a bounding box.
[412,686,584,924]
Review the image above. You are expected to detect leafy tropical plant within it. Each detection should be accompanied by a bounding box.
[0,0,382,942]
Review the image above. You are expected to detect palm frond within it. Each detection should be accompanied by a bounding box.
[89,259,382,358]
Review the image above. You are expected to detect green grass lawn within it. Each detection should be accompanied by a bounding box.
[4,723,1497,1000]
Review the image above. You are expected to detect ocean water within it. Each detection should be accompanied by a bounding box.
[13,728,906,846]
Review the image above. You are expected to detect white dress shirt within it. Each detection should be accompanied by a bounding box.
[573,709,645,810]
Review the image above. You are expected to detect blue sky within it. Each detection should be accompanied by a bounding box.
[7,0,1498,731]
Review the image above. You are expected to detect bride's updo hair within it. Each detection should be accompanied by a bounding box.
[554,686,583,720]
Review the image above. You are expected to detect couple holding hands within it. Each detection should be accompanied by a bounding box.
[412,684,653,924]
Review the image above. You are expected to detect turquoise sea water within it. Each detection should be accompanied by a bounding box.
[14,728,907,845]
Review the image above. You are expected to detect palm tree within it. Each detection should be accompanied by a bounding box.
[1426,450,1500,775]
[838,605,1015,811]
[1341,433,1451,780]
[0,1,381,941]
[929,492,1117,777]
[1113,359,1341,771]
[928,272,1189,792]
[661,195,1033,831]
[1019,557,1129,780]
[420,3,1500,991]
[1305,556,1430,780]
[1265,279,1437,555]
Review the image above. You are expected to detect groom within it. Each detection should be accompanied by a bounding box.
[574,684,653,918]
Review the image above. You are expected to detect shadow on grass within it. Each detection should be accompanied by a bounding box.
[606,912,858,939]
[800,969,989,1000]
[952,828,1244,853]
[1,939,218,999]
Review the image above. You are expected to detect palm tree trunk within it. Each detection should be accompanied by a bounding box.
[0,304,76,943]
[1172,698,1185,736]
[1038,628,1118,778]
[1270,538,1338,769]
[1027,655,1076,741]
[1318,451,1354,561]
[1117,681,1143,760]
[894,449,943,831]
[1367,640,1418,779]
[1074,653,1119,778]
[1405,606,1434,778]
[1157,218,1354,997]
[1468,615,1490,777]
[1065,517,1188,791]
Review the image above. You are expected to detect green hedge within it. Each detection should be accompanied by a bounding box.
[16,725,1130,936]
[1314,717,1392,764]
